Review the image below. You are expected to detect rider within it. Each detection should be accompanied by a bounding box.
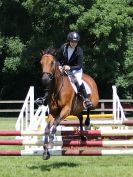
[57,31,92,109]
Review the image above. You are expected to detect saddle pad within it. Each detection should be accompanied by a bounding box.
[68,76,91,94]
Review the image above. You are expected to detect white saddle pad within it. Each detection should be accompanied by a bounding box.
[68,76,91,94]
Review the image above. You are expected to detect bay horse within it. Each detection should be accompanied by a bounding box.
[40,49,99,160]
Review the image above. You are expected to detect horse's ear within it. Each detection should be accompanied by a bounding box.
[51,48,57,57]
[40,50,45,56]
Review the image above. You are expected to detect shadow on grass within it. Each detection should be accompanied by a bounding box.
[27,162,79,171]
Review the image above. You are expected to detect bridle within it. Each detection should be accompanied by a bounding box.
[41,54,56,80]
[41,57,64,100]
[42,72,54,81]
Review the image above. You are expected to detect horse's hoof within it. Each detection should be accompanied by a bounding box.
[42,150,50,160]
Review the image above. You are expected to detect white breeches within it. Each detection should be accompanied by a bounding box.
[72,68,83,86]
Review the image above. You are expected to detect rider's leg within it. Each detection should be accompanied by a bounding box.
[72,69,82,93]
[74,79,80,93]
[79,83,93,109]
[71,69,92,108]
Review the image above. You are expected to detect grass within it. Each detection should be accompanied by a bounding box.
[0,118,133,177]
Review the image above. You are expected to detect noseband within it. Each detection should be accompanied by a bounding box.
[42,72,54,81]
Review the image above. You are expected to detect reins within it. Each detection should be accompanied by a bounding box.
[51,63,64,101]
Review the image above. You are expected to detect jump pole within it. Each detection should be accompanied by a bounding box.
[60,120,133,126]
[0,130,44,136]
[1,139,133,147]
[0,130,133,136]
[45,114,113,120]
[1,149,133,156]
[65,114,113,119]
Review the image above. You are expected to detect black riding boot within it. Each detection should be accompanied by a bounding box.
[79,83,93,109]
[75,81,80,93]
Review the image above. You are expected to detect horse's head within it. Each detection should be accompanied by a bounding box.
[40,49,56,88]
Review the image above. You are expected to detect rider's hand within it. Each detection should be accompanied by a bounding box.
[63,65,70,71]
[59,66,63,72]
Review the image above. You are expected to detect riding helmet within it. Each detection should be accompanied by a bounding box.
[67,32,80,42]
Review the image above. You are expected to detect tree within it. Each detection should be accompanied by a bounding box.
[72,0,133,98]
[0,0,132,99]
[116,33,133,98]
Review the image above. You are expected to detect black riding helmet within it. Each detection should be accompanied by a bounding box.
[67,32,80,42]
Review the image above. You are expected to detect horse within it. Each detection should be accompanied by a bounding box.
[39,49,99,160]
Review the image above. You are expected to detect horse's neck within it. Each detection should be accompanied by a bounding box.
[50,65,63,95]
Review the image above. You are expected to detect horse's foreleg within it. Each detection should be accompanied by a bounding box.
[43,114,54,160]
[49,106,71,146]
[49,116,61,147]
[84,109,91,130]
[43,122,51,160]
[44,114,54,144]
[44,122,51,144]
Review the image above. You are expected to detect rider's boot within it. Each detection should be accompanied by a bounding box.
[79,83,93,109]
[75,81,80,94]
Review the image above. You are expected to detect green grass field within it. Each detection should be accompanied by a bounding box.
[0,118,133,177]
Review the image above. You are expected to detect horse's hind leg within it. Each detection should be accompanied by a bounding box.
[84,109,91,130]
[77,115,87,141]
[78,114,83,131]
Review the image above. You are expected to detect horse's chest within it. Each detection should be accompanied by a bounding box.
[49,100,59,112]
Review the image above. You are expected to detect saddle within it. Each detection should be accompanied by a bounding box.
[65,70,91,94]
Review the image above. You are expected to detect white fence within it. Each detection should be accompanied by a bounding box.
[0,100,132,115]
[13,86,132,132]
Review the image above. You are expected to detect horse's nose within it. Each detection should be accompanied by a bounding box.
[42,73,52,87]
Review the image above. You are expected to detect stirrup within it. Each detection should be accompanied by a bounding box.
[35,97,48,106]
[83,99,93,109]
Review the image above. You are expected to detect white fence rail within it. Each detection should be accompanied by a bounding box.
[13,86,131,131]
[0,100,132,115]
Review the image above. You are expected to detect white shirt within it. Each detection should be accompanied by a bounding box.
[67,46,75,60]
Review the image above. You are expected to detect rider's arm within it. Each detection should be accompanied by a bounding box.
[70,47,83,71]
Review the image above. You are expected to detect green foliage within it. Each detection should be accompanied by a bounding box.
[3,57,21,73]
[72,0,133,98]
[0,32,4,50]
[115,33,133,98]
[3,37,25,73]
[0,0,132,99]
